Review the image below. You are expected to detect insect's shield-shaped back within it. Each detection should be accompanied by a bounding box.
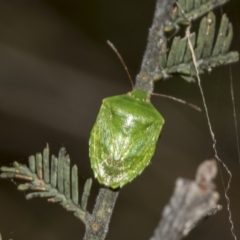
[89,89,164,189]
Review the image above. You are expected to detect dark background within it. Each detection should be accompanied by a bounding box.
[0,0,239,239]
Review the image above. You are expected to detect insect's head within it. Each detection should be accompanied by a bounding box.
[129,89,149,102]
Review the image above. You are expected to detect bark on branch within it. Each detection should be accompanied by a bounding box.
[150,160,220,240]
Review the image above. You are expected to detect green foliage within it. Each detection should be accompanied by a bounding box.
[0,145,92,219]
[164,0,230,32]
[157,12,239,82]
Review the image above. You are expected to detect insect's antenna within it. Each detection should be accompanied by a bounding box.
[151,93,202,112]
[107,40,134,89]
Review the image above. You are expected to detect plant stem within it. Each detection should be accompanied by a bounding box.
[135,0,175,94]
[83,188,119,240]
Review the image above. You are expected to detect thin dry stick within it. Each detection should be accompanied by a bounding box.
[229,66,240,167]
[186,26,237,240]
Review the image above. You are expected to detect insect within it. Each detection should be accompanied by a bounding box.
[89,88,164,189]
[89,40,200,189]
[89,41,165,189]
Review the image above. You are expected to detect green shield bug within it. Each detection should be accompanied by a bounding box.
[89,41,200,189]
[89,88,164,189]
[89,41,165,189]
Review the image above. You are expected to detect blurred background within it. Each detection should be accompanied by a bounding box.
[0,0,239,239]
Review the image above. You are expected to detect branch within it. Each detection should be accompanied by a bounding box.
[135,0,175,94]
[0,145,119,240]
[136,0,239,87]
[158,12,239,82]
[150,160,220,240]
[83,188,119,240]
[164,0,230,32]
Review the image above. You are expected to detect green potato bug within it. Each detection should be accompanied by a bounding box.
[89,88,164,189]
[88,41,199,189]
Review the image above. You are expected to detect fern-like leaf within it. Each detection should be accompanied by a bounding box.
[157,12,238,82]
[0,145,92,221]
[165,0,229,33]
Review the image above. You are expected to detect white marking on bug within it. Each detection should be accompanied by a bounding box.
[126,115,134,127]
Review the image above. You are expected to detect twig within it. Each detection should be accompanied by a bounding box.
[187,204,222,234]
[135,0,175,94]
[0,146,119,240]
[150,160,220,240]
[83,188,119,240]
